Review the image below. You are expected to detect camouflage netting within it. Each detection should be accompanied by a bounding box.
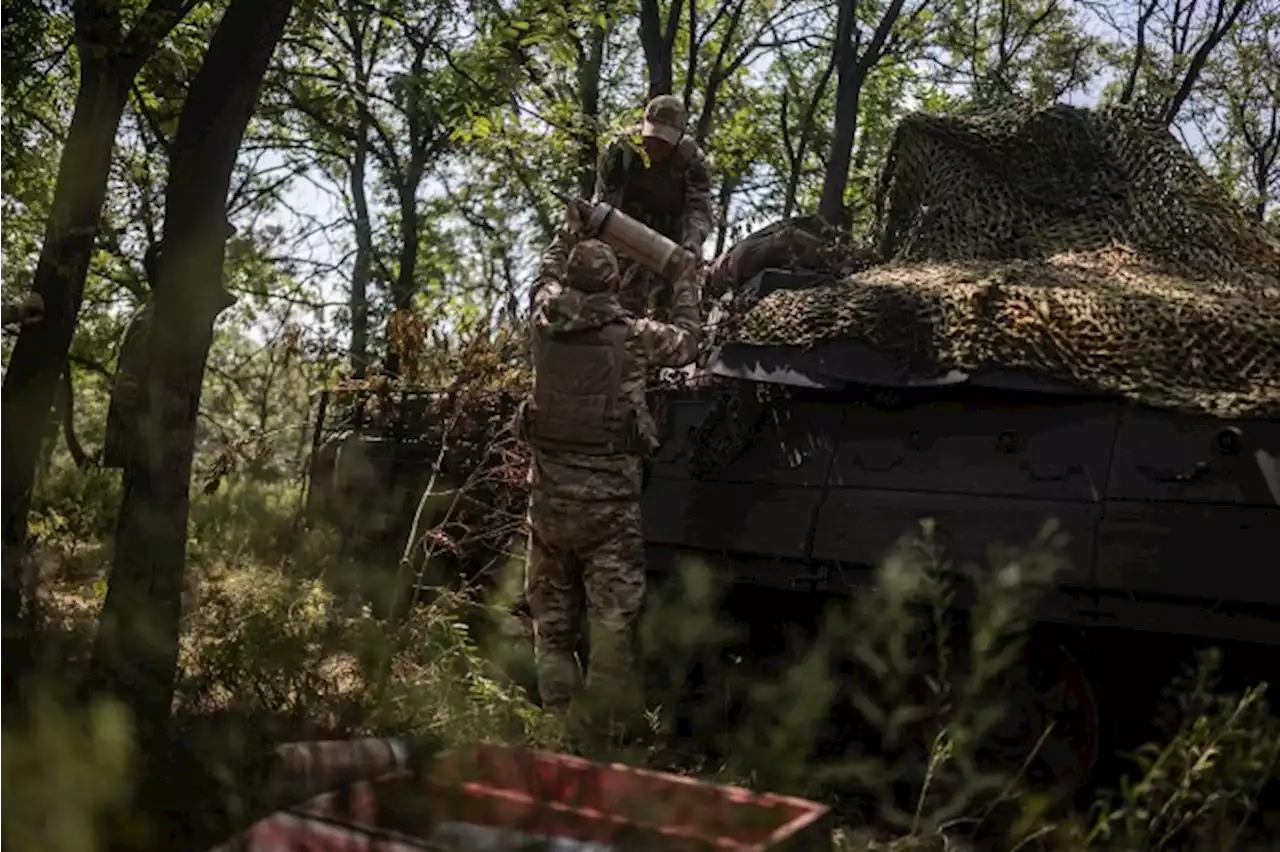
[726,103,1280,420]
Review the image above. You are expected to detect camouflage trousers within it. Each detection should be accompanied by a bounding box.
[526,496,646,723]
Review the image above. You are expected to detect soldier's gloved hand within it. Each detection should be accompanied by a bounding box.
[18,293,44,326]
[678,247,701,274]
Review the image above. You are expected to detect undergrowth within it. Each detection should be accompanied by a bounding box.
[4,458,1277,852]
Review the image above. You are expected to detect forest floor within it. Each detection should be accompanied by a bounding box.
[4,467,1278,852]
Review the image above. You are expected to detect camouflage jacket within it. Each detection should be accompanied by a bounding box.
[593,133,715,252]
[533,228,577,303]
[526,268,701,503]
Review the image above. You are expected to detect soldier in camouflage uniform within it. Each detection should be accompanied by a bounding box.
[0,291,43,324]
[594,94,715,319]
[520,237,701,728]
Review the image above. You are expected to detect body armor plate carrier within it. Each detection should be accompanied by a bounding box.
[526,321,640,455]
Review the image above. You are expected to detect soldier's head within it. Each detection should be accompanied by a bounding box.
[641,94,686,163]
[565,239,620,295]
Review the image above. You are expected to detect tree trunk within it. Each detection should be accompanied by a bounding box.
[0,57,129,692]
[781,54,838,219]
[818,0,864,226]
[382,185,420,378]
[638,0,683,97]
[577,7,608,198]
[375,37,434,381]
[0,0,195,705]
[346,11,374,380]
[349,122,373,379]
[818,0,861,225]
[1161,0,1251,127]
[692,0,748,146]
[58,368,93,469]
[83,0,296,763]
[714,172,740,256]
[818,0,907,226]
[1118,0,1159,104]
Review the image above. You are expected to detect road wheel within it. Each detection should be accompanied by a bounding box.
[979,639,1101,797]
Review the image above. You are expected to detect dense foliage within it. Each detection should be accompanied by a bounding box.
[3,0,1276,452]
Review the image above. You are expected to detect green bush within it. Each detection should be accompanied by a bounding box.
[1,691,142,852]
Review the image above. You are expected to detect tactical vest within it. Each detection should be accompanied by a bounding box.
[526,321,639,455]
[613,142,690,239]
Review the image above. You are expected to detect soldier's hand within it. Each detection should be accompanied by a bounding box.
[19,292,44,326]
[680,248,707,279]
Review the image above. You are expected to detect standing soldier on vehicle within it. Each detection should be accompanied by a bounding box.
[594,94,715,319]
[517,235,701,737]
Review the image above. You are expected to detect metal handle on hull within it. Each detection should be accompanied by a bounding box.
[1131,427,1246,486]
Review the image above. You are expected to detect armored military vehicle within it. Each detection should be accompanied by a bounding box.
[304,102,1280,793]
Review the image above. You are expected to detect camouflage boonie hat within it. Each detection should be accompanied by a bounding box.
[566,239,620,294]
[642,95,686,145]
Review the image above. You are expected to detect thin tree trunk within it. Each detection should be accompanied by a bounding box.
[84,0,296,765]
[692,0,747,145]
[714,172,740,256]
[638,0,683,96]
[342,9,380,379]
[1161,0,1251,126]
[781,53,838,219]
[818,0,907,226]
[57,368,92,469]
[577,7,608,198]
[349,119,373,378]
[382,40,433,380]
[382,185,420,378]
[818,10,863,224]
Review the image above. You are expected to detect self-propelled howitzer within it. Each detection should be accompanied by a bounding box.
[303,102,1280,800]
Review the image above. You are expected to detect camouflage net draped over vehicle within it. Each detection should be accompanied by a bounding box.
[728,103,1280,420]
